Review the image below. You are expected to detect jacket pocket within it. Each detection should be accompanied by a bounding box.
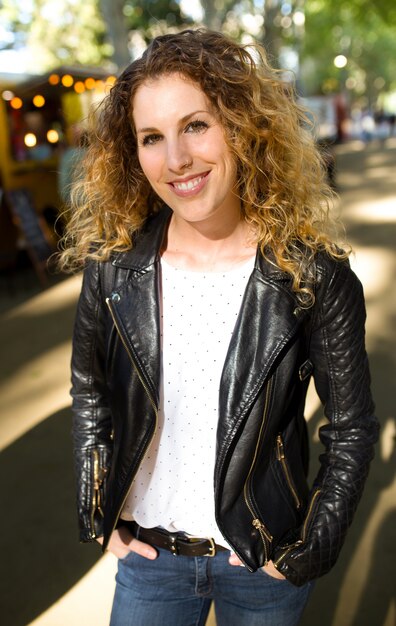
[90,447,108,535]
[276,434,302,510]
[274,488,322,567]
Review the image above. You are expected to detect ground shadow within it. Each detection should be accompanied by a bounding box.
[346,222,396,252]
[300,344,396,626]
[0,407,100,625]
[349,508,396,626]
[0,295,78,381]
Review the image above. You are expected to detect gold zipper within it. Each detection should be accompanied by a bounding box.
[243,378,274,565]
[90,448,105,532]
[102,296,159,541]
[301,488,321,542]
[273,488,321,567]
[276,435,302,509]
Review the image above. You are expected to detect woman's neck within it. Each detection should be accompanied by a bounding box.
[162,213,257,272]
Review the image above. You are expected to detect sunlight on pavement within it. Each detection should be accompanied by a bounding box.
[333,479,396,626]
[0,274,82,450]
[349,247,395,300]
[346,196,396,223]
[28,553,116,626]
[380,418,396,463]
[3,273,82,320]
[0,340,72,450]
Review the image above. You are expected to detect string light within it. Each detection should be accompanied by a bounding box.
[47,129,59,143]
[10,97,23,109]
[74,81,85,94]
[84,77,96,90]
[61,74,74,87]
[2,90,14,101]
[49,74,60,85]
[24,133,37,147]
[33,94,45,107]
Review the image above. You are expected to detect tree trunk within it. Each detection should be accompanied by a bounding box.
[262,0,282,66]
[99,0,131,70]
[200,0,223,30]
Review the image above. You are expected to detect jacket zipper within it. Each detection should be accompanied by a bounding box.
[103,296,159,541]
[276,434,302,509]
[90,448,106,532]
[273,487,322,568]
[243,378,274,565]
[300,488,321,541]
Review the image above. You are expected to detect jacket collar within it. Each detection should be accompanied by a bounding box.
[109,205,307,430]
[112,206,172,271]
[112,205,292,284]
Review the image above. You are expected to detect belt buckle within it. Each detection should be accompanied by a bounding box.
[187,535,216,557]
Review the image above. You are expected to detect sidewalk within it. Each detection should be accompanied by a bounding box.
[0,138,395,626]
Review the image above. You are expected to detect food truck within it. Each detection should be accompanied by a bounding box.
[0,66,115,282]
[0,65,116,210]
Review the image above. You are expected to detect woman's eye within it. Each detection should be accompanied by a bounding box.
[141,134,162,146]
[185,120,209,134]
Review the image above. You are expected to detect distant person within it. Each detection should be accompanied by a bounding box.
[60,30,378,626]
[388,112,395,137]
[374,108,390,142]
[360,109,376,143]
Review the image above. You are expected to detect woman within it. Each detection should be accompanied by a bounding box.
[61,29,378,626]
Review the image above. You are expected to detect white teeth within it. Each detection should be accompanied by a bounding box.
[173,175,204,191]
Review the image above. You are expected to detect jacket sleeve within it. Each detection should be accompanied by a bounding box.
[71,261,113,542]
[274,259,379,585]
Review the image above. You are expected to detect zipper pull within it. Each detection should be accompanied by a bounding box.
[276,435,285,460]
[93,449,108,489]
[252,519,272,566]
[252,520,268,565]
[252,518,263,530]
[93,449,100,490]
[92,449,106,518]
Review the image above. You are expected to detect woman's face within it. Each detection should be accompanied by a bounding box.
[132,73,241,227]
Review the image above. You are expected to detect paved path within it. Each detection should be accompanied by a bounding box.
[0,138,394,626]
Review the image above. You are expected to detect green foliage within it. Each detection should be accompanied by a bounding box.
[123,0,193,41]
[0,0,111,72]
[1,0,394,106]
[301,0,396,101]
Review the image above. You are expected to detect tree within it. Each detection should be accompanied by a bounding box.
[301,0,396,102]
[99,0,130,69]
[1,0,395,107]
[122,0,193,45]
[0,0,112,72]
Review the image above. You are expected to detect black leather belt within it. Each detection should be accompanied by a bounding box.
[126,521,227,557]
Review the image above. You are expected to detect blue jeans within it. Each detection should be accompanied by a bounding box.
[110,548,313,626]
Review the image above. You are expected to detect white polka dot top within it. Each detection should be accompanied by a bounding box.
[121,255,255,547]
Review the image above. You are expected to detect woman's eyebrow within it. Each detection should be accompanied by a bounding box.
[136,110,210,134]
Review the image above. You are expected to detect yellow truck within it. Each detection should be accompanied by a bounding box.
[0,66,115,281]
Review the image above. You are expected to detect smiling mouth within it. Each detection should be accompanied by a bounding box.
[170,172,209,192]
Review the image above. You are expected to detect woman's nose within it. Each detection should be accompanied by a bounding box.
[166,139,192,173]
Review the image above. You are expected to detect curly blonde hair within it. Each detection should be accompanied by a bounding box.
[59,28,348,305]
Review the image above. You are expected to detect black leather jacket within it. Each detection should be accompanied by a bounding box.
[71,207,378,586]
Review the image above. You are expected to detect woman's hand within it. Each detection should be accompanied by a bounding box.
[229,552,286,580]
[96,526,158,560]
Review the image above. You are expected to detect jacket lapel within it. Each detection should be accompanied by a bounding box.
[109,207,172,406]
[219,257,307,435]
[109,206,307,419]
